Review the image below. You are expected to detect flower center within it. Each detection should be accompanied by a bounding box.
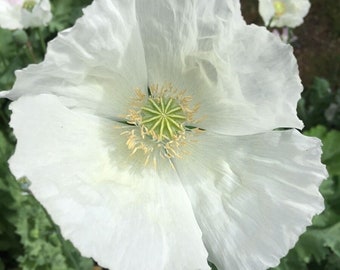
[273,0,286,17]
[141,97,186,141]
[22,0,36,11]
[122,84,201,167]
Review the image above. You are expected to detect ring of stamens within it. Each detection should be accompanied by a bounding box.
[141,97,186,141]
[122,84,202,167]
[22,0,36,11]
[273,0,286,17]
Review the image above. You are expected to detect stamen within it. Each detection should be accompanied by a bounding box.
[273,0,286,17]
[122,83,203,167]
[22,0,36,11]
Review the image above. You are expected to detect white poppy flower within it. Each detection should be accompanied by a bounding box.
[0,0,327,269]
[0,0,52,30]
[258,0,311,28]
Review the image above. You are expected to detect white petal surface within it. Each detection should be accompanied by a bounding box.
[135,1,302,135]
[9,94,209,270]
[171,24,303,135]
[174,130,327,270]
[215,24,303,135]
[259,0,311,28]
[0,0,22,29]
[135,0,245,129]
[21,0,52,28]
[258,0,274,26]
[136,0,243,84]
[4,0,147,121]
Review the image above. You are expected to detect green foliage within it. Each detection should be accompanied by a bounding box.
[0,28,24,90]
[208,261,218,270]
[298,77,340,130]
[49,0,93,32]
[16,195,93,270]
[0,131,23,269]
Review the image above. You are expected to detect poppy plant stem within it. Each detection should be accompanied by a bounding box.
[37,27,46,54]
[25,41,37,63]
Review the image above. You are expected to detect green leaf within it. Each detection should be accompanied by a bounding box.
[322,133,340,176]
[325,253,340,270]
[305,126,340,176]
[208,261,218,270]
[298,78,333,130]
[16,195,94,270]
[295,232,330,264]
[297,223,340,261]
[272,249,308,270]
[0,130,23,268]
[49,0,93,32]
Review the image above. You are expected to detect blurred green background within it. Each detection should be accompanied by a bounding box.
[0,0,339,269]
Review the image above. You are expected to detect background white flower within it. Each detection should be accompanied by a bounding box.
[272,27,298,43]
[0,0,52,29]
[259,0,311,28]
[0,0,327,269]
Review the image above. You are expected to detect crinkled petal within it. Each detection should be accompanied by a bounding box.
[136,0,243,84]
[135,1,302,135]
[9,94,209,270]
[3,0,147,121]
[177,24,303,135]
[215,24,303,134]
[174,130,327,270]
[134,0,244,128]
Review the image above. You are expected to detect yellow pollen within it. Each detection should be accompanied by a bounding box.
[22,0,36,11]
[273,0,286,17]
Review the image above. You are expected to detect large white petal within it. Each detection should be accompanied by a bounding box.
[3,0,147,121]
[174,130,327,270]
[135,0,243,83]
[171,24,303,135]
[214,24,304,135]
[9,94,209,270]
[135,1,302,135]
